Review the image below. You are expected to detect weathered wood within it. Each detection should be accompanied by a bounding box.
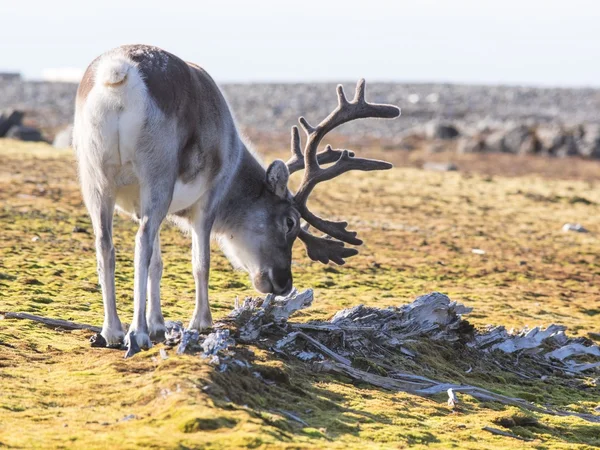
[277,332,352,366]
[316,360,600,423]
[290,322,375,332]
[2,311,101,333]
[314,360,431,392]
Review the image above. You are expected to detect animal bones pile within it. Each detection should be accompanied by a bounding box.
[6,289,598,422]
[158,289,600,423]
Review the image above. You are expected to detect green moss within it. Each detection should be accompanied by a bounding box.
[352,357,388,377]
[1,141,600,449]
[180,417,238,433]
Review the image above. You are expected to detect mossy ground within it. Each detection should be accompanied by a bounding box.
[0,140,599,449]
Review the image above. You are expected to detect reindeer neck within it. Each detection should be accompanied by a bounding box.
[214,141,267,231]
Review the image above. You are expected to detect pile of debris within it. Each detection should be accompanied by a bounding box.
[5,290,599,423]
[155,290,600,423]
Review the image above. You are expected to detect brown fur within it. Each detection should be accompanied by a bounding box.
[123,45,226,183]
[77,45,229,185]
[76,57,99,105]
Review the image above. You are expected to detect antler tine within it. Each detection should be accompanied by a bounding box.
[354,78,366,103]
[286,126,304,174]
[336,84,349,106]
[286,141,356,175]
[301,206,362,246]
[298,229,359,265]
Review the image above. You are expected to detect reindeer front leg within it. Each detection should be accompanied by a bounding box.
[189,216,214,331]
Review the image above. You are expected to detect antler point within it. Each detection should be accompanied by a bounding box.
[298,116,314,134]
[355,78,366,103]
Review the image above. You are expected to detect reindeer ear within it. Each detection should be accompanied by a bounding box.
[266,159,289,199]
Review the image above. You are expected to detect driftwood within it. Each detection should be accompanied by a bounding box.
[277,331,352,366]
[3,290,600,424]
[313,360,600,423]
[225,290,600,423]
[1,311,101,333]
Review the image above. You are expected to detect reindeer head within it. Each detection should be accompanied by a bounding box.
[221,80,400,295]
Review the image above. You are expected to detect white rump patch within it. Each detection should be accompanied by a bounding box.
[96,56,132,86]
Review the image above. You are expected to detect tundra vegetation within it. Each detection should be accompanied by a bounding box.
[0,139,599,449]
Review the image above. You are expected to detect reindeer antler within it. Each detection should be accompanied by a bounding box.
[287,79,400,265]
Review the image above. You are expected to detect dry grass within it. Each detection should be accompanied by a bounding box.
[1,139,599,449]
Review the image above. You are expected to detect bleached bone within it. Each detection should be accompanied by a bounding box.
[490,324,568,353]
[202,329,234,357]
[276,331,351,366]
[227,289,313,342]
[447,388,458,408]
[545,343,600,361]
[400,292,473,326]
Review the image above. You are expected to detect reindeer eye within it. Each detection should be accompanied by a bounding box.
[285,217,296,233]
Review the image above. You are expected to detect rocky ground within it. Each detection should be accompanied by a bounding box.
[2,79,600,152]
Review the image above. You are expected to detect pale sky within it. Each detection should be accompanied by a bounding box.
[2,0,600,86]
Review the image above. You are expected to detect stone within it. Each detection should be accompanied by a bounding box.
[578,124,600,158]
[562,223,588,233]
[5,125,45,142]
[554,134,579,158]
[457,136,485,153]
[0,109,24,137]
[483,130,506,152]
[422,162,459,172]
[426,122,460,140]
[502,125,540,154]
[535,125,563,154]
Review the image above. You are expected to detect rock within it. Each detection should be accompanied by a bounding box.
[423,162,458,172]
[502,125,540,154]
[554,133,579,158]
[53,124,73,148]
[0,109,24,137]
[578,124,600,158]
[483,130,506,153]
[535,125,563,154]
[426,122,460,140]
[6,125,45,142]
[537,126,581,157]
[457,136,485,153]
[562,223,588,233]
[3,78,600,147]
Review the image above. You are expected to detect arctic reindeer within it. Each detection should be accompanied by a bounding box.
[73,45,400,351]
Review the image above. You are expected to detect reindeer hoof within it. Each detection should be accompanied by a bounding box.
[149,324,167,343]
[187,317,213,333]
[124,330,152,358]
[101,325,125,348]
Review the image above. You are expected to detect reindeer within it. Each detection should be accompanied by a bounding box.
[73,45,400,352]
